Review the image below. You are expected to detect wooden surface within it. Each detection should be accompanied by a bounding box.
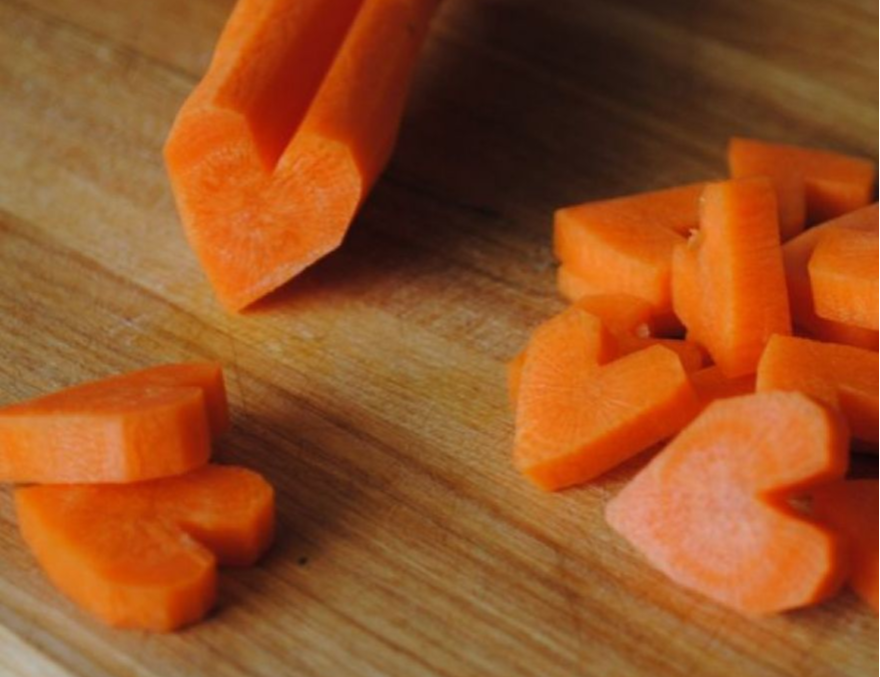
[0,0,877,674]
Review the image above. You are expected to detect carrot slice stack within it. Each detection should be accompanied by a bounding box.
[606,392,849,614]
[672,177,791,376]
[812,480,879,611]
[729,138,876,240]
[0,363,227,484]
[165,0,440,310]
[16,465,275,631]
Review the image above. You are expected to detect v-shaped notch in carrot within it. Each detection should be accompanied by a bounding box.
[0,363,227,484]
[513,304,699,490]
[729,138,876,240]
[554,183,705,320]
[672,177,791,377]
[757,335,878,445]
[606,392,849,615]
[165,0,440,311]
[15,465,275,631]
[812,480,879,612]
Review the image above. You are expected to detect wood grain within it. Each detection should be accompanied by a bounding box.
[0,0,876,675]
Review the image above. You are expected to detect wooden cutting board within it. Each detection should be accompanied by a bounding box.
[0,0,876,674]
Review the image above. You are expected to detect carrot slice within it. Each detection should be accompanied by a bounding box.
[606,392,849,614]
[756,335,878,445]
[729,138,876,240]
[808,228,879,331]
[812,480,879,611]
[165,0,439,311]
[0,364,226,484]
[782,204,878,349]
[554,184,705,319]
[672,177,791,376]
[514,306,699,490]
[689,365,755,408]
[15,465,274,631]
[618,337,705,373]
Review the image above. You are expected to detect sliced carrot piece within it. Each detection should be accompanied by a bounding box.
[165,0,440,311]
[729,137,876,240]
[606,392,849,614]
[618,337,705,373]
[514,306,699,490]
[672,177,791,376]
[15,465,274,631]
[812,480,879,611]
[554,184,705,319]
[689,365,755,408]
[808,228,879,331]
[756,335,878,445]
[0,367,223,484]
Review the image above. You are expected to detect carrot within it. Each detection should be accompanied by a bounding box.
[729,138,876,240]
[812,480,879,611]
[689,365,755,408]
[756,335,878,445]
[165,0,440,311]
[0,364,229,484]
[672,177,791,376]
[554,183,705,321]
[606,392,849,614]
[618,337,705,373]
[514,305,699,490]
[782,204,878,349]
[808,228,879,331]
[15,465,274,631]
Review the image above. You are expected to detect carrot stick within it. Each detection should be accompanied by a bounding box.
[729,138,876,240]
[606,392,849,614]
[15,465,274,631]
[165,0,440,311]
[0,364,228,483]
[672,178,791,376]
[812,480,878,612]
[808,228,879,331]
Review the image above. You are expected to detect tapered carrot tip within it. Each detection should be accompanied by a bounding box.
[513,304,699,490]
[606,392,850,615]
[0,363,227,484]
[729,137,876,240]
[15,465,275,631]
[756,335,878,445]
[672,177,791,377]
[812,480,879,612]
[809,228,879,332]
[164,0,440,311]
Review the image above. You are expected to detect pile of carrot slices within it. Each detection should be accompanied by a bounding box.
[510,138,878,615]
[0,364,274,631]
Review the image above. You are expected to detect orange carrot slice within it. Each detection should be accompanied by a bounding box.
[165,0,439,311]
[729,138,876,240]
[514,306,699,490]
[689,365,755,408]
[808,228,879,331]
[812,480,879,611]
[782,204,878,349]
[618,337,705,373]
[0,364,227,484]
[672,177,791,376]
[554,184,705,319]
[606,392,849,614]
[15,465,275,631]
[756,335,878,445]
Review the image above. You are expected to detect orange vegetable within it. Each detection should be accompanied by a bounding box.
[808,228,879,331]
[606,392,849,614]
[729,138,876,240]
[689,365,755,408]
[812,480,879,611]
[15,465,275,631]
[554,183,705,321]
[165,0,440,311]
[513,305,699,490]
[672,178,791,376]
[782,204,878,349]
[756,335,878,445]
[0,363,228,484]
